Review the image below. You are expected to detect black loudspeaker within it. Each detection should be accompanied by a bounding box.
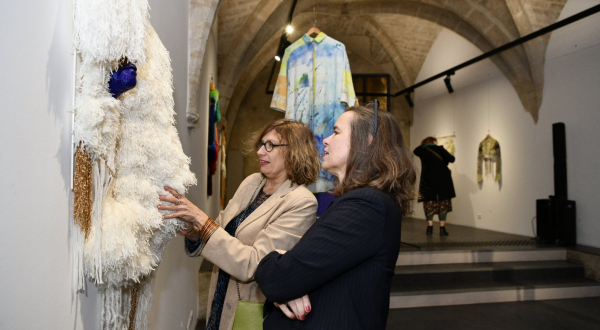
[536,199,551,243]
[537,123,576,246]
[552,123,567,199]
[536,198,576,246]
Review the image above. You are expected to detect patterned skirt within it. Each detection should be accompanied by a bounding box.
[423,199,452,217]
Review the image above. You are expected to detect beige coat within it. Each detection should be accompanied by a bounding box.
[189,173,317,330]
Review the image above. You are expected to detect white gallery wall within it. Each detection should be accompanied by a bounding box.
[0,0,217,329]
[410,0,600,248]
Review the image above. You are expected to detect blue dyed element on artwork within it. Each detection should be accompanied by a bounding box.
[109,62,137,98]
[314,135,324,156]
[296,73,310,90]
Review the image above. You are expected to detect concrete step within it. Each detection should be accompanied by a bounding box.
[392,260,584,290]
[397,247,566,266]
[390,278,600,308]
[390,248,600,308]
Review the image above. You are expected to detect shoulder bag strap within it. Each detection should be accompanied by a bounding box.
[425,147,444,161]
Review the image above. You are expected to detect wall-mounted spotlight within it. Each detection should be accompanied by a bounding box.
[285,25,294,34]
[405,90,414,107]
[444,73,454,93]
[274,55,281,62]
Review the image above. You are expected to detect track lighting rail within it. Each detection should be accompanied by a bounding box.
[391,4,600,105]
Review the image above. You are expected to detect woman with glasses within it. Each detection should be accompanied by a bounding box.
[159,119,320,330]
[255,103,417,330]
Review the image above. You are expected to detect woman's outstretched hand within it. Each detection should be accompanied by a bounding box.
[159,186,210,241]
[275,295,311,321]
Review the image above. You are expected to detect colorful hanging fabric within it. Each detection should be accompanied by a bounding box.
[207,87,221,195]
[220,129,227,207]
[271,32,357,193]
[436,136,455,156]
[477,136,502,183]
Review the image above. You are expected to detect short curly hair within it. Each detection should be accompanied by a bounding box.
[248,119,321,186]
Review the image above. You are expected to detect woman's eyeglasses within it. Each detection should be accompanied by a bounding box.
[257,140,288,152]
[366,99,379,136]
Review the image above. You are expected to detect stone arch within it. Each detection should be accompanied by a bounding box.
[224,12,411,137]
[287,0,542,119]
[221,0,553,127]
[224,34,280,141]
[283,13,407,88]
[187,0,221,123]
[217,0,286,117]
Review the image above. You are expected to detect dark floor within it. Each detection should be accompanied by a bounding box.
[386,297,600,330]
[387,218,600,330]
[400,217,546,251]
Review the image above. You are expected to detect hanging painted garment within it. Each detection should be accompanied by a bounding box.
[477,136,501,183]
[271,32,357,193]
[437,136,455,156]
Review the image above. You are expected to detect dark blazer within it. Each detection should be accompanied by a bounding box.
[255,187,402,330]
[413,144,456,201]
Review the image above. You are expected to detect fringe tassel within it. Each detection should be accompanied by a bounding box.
[134,274,156,330]
[74,142,93,239]
[90,157,115,284]
[128,282,140,330]
[102,285,129,330]
[71,211,86,292]
[73,142,93,292]
[101,275,154,330]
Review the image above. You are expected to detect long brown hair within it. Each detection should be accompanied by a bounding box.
[333,105,417,215]
[248,119,320,186]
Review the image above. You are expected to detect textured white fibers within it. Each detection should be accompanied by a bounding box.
[81,24,196,288]
[100,273,156,330]
[75,6,196,327]
[74,0,149,64]
[73,59,121,164]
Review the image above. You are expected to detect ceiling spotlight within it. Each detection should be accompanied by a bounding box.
[405,90,414,107]
[444,74,454,93]
[285,25,294,34]
[274,55,281,62]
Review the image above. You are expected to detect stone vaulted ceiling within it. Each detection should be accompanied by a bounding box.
[205,0,568,136]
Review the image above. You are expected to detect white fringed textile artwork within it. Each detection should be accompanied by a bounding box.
[73,1,196,329]
[74,0,149,65]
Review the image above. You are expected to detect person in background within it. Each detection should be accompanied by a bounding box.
[159,119,321,330]
[413,136,456,236]
[254,103,417,330]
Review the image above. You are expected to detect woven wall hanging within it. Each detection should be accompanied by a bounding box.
[72,0,196,328]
